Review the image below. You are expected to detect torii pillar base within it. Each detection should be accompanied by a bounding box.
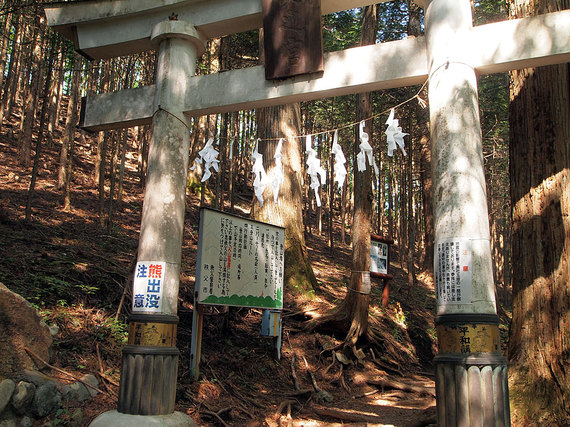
[90,410,196,427]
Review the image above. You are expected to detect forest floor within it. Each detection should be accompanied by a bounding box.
[0,118,442,426]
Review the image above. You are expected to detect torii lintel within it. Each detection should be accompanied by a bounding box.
[78,9,570,132]
[45,0,393,60]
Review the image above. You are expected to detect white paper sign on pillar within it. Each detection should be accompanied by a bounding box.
[435,239,473,306]
[132,261,166,312]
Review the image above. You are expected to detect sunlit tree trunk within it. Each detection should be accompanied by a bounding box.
[406,111,415,289]
[46,39,63,147]
[317,4,377,345]
[25,33,56,221]
[508,0,570,423]
[97,131,109,227]
[57,55,81,191]
[255,104,317,293]
[116,129,128,207]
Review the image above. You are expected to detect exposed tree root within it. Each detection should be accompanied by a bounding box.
[307,303,419,369]
[367,376,436,397]
[310,404,389,424]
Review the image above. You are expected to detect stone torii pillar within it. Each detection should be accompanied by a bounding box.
[425,0,509,424]
[91,18,204,427]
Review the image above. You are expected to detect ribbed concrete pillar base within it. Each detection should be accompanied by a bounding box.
[90,410,196,426]
[435,354,511,427]
[118,345,179,415]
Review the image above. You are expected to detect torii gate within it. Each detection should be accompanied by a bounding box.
[45,1,570,426]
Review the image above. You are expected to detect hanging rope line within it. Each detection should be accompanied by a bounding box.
[153,78,428,143]
[293,78,428,142]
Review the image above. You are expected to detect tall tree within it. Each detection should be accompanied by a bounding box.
[508,0,570,423]
[57,54,81,192]
[0,12,22,128]
[18,16,42,167]
[255,27,317,292]
[255,104,317,292]
[311,5,378,345]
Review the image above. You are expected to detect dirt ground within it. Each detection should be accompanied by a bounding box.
[0,120,439,426]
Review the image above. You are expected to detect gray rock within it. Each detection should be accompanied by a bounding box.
[48,325,59,337]
[16,371,52,388]
[18,416,32,427]
[31,382,61,418]
[80,374,99,398]
[69,408,83,427]
[61,382,88,403]
[0,283,52,376]
[62,375,99,403]
[0,407,16,427]
[10,382,35,414]
[0,379,16,414]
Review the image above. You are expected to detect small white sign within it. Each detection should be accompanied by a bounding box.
[132,261,166,313]
[370,240,388,275]
[435,239,472,305]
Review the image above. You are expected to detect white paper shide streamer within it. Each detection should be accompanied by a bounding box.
[305,135,326,207]
[270,138,285,203]
[252,139,268,206]
[357,121,379,177]
[385,108,408,157]
[190,137,219,182]
[331,130,347,190]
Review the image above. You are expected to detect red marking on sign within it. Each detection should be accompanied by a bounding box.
[463,266,469,271]
[227,246,232,268]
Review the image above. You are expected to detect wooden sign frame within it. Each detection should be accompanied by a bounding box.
[370,234,394,280]
[262,0,324,80]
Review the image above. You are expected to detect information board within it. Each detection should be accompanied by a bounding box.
[370,240,389,275]
[195,208,285,309]
[435,238,473,305]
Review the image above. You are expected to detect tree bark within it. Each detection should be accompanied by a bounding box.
[406,110,415,289]
[116,129,128,207]
[408,0,433,272]
[254,104,317,293]
[58,55,81,191]
[46,39,64,147]
[508,0,570,423]
[0,12,22,127]
[312,5,378,346]
[25,34,56,221]
[18,22,42,167]
[0,5,12,119]
[97,131,109,227]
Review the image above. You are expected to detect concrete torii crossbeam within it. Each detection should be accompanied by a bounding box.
[44,1,570,131]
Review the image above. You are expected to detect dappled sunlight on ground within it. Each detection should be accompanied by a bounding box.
[0,125,439,425]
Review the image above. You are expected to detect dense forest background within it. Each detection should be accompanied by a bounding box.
[0,0,567,425]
